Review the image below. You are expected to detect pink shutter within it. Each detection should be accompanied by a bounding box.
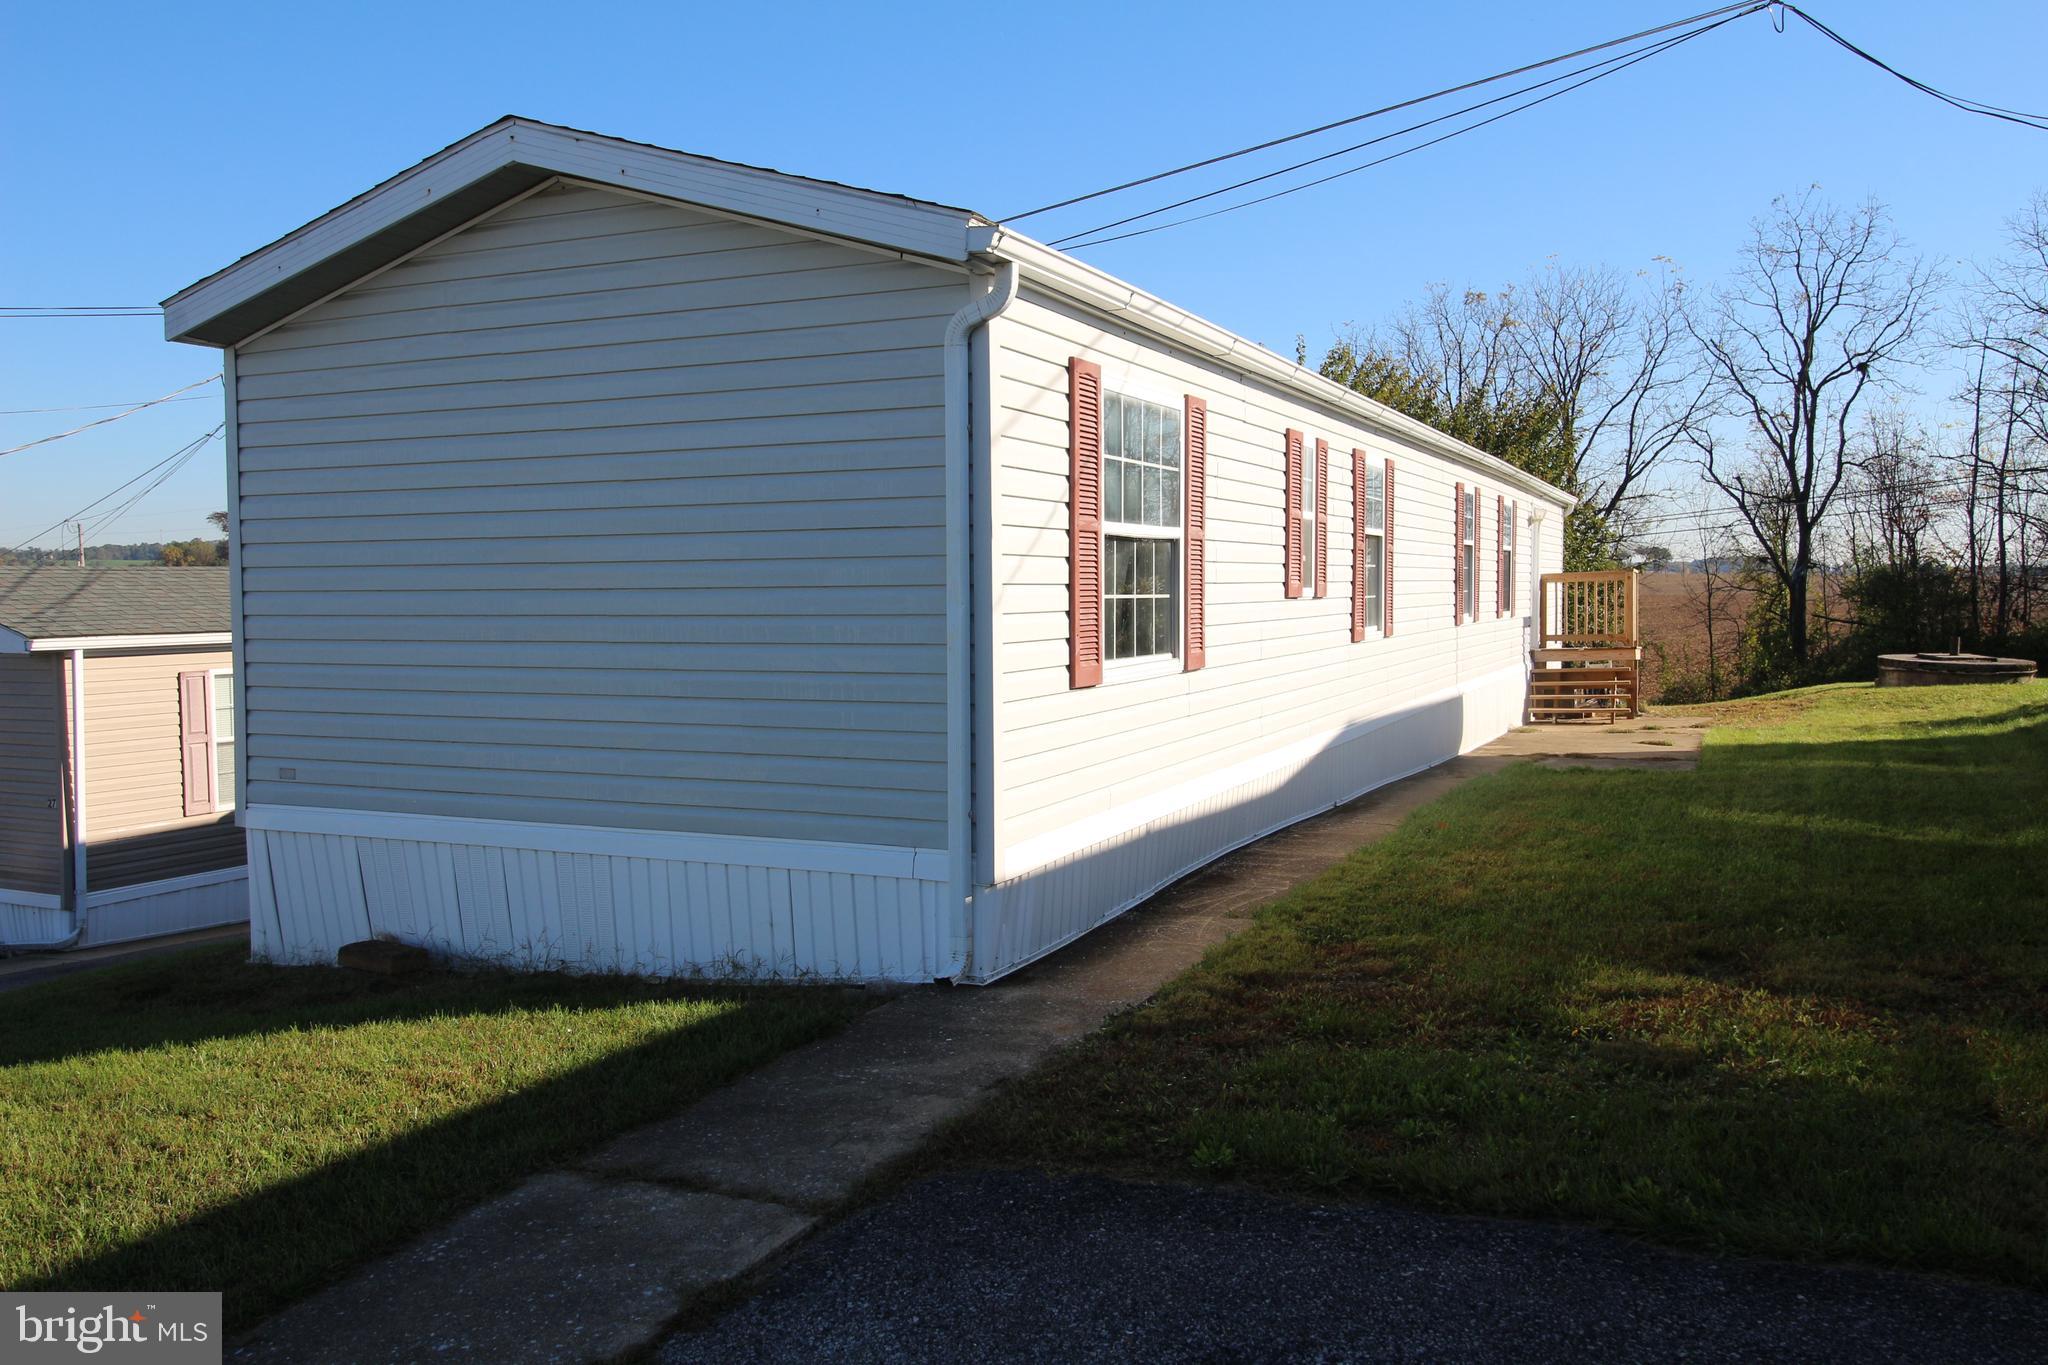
[1496,494,1508,617]
[1350,449,1367,642]
[178,670,216,817]
[1453,481,1465,625]
[1184,395,1208,672]
[1313,439,1329,598]
[1069,358,1104,689]
[1383,459,1396,636]
[1283,429,1304,598]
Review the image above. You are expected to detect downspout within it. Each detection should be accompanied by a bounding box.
[940,259,1020,980]
[4,650,88,952]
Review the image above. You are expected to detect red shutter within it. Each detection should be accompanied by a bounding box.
[1313,439,1329,599]
[1350,449,1367,643]
[178,670,216,817]
[1497,493,1508,617]
[1283,429,1304,598]
[1068,357,1104,689]
[1453,481,1465,625]
[1184,395,1208,672]
[1383,459,1396,636]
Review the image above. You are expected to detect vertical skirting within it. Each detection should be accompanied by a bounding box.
[0,893,71,946]
[245,819,948,982]
[79,868,250,948]
[966,664,1528,983]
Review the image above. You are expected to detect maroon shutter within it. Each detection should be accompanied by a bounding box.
[1350,449,1367,642]
[178,670,216,817]
[1313,439,1329,598]
[1068,357,1104,688]
[1283,429,1304,598]
[1453,481,1465,625]
[1383,459,1396,636]
[1496,493,1508,617]
[1184,395,1208,672]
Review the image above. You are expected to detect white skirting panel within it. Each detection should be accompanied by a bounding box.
[964,663,1527,983]
[80,867,250,948]
[243,809,949,981]
[0,891,71,947]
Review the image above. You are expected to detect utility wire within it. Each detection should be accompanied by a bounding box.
[9,426,225,553]
[0,375,220,459]
[1002,1,1764,221]
[1049,16,1748,248]
[0,396,210,416]
[78,431,222,544]
[1058,19,1737,252]
[1777,3,2048,132]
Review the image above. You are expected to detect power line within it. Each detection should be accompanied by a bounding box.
[1057,19,1740,252]
[0,375,220,459]
[0,396,211,416]
[1048,16,1747,248]
[76,427,224,545]
[1002,2,1765,222]
[1777,3,2048,132]
[8,426,225,554]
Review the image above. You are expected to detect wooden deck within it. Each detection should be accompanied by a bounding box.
[1530,570,1641,723]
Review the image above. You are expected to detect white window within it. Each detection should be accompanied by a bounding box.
[1101,390,1181,663]
[1461,489,1478,620]
[210,669,236,811]
[1300,439,1320,596]
[1362,465,1385,632]
[1502,500,1518,616]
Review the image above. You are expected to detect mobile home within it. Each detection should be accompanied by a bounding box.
[162,117,1569,982]
[0,567,248,949]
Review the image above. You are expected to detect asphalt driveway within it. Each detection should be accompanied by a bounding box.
[658,1170,2048,1364]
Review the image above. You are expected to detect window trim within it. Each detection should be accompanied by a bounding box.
[1097,383,1187,678]
[208,667,236,813]
[1460,488,1479,622]
[1359,462,1386,640]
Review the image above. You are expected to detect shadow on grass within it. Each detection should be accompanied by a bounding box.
[0,943,801,1069]
[4,951,866,1330]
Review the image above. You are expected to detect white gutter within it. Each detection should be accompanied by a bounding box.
[983,230,1575,510]
[939,261,1021,980]
[4,650,89,952]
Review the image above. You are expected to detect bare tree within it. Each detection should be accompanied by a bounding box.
[1509,260,1710,532]
[1687,192,1940,665]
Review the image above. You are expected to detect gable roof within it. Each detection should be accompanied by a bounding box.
[161,116,989,347]
[0,567,231,650]
[163,118,1574,508]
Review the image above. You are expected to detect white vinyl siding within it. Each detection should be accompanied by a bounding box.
[232,182,961,849]
[985,288,1566,873]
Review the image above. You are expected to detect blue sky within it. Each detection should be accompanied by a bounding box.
[3,0,2042,549]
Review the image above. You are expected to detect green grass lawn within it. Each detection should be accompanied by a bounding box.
[946,682,2048,1287]
[0,949,868,1328]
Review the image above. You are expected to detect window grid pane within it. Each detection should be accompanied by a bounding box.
[1103,394,1184,530]
[1104,534,1174,662]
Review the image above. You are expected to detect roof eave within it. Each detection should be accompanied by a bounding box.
[981,230,1578,509]
[164,117,986,348]
[21,631,235,654]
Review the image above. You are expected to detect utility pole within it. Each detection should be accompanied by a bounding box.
[75,522,84,567]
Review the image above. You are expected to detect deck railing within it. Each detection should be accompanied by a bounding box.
[1539,570,1639,650]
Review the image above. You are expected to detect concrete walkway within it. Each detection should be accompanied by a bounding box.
[228,736,1651,1363]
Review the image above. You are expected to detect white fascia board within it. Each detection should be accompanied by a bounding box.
[164,118,984,346]
[242,803,951,883]
[982,230,1578,510]
[26,632,232,653]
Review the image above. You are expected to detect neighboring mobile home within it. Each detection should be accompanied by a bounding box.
[162,117,1571,983]
[0,567,248,949]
